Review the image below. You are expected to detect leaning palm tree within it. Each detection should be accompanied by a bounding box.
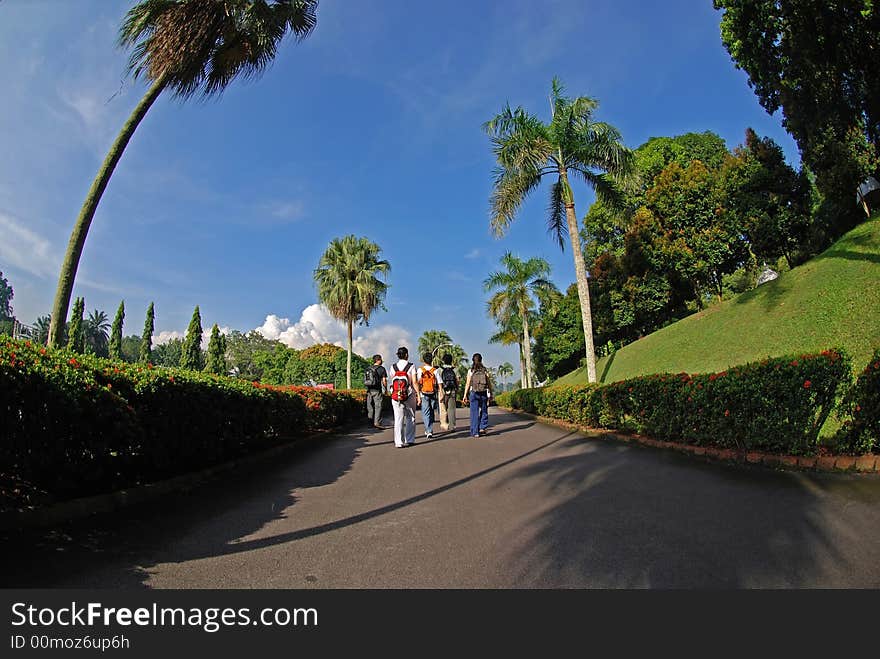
[84,309,111,357]
[484,77,633,383]
[314,235,390,389]
[48,0,319,347]
[33,315,52,346]
[484,253,557,389]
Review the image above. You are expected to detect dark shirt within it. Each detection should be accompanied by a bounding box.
[368,365,387,390]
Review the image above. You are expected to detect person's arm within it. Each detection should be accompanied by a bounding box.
[410,367,421,405]
[462,371,471,403]
[381,371,388,393]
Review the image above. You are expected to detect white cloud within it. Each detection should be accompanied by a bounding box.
[267,200,306,222]
[464,248,482,260]
[256,304,414,361]
[154,326,230,348]
[0,212,57,278]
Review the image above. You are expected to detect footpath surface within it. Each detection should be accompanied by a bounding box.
[3,407,880,588]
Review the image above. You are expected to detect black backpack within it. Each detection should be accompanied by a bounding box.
[363,366,379,388]
[441,366,457,393]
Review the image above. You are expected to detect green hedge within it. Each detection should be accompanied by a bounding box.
[835,348,880,454]
[497,350,853,455]
[0,338,368,506]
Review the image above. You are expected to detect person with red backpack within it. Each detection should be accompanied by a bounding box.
[389,346,421,448]
[462,353,493,438]
[417,352,441,438]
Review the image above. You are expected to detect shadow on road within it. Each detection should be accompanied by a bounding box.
[490,431,880,587]
[0,427,374,588]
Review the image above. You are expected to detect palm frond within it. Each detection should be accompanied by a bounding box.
[546,179,567,250]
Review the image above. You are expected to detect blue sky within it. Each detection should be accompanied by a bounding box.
[0,0,799,374]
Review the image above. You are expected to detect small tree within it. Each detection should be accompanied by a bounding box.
[66,297,85,353]
[205,324,227,375]
[180,305,204,371]
[109,301,125,360]
[139,302,154,364]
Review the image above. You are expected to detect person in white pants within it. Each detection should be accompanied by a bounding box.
[390,346,421,448]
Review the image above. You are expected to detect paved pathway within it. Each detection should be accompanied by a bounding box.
[4,407,880,588]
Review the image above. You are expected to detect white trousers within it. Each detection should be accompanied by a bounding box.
[391,397,417,447]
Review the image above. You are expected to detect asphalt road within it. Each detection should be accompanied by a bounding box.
[3,407,880,588]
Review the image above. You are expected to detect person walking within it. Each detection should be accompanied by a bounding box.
[364,354,387,429]
[438,353,459,432]
[389,346,421,448]
[462,353,492,438]
[417,352,441,438]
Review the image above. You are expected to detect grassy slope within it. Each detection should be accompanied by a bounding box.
[557,216,880,386]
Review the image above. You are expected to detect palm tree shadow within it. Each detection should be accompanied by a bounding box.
[0,429,374,588]
[488,435,880,587]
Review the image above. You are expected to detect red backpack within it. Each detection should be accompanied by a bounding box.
[390,363,412,402]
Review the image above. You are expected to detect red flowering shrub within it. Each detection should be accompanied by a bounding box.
[0,338,372,507]
[499,349,853,455]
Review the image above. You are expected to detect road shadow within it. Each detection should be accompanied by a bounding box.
[0,427,373,588]
[489,432,880,587]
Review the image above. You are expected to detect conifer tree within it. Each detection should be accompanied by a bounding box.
[180,305,203,371]
[109,301,125,360]
[205,324,227,375]
[139,302,154,364]
[66,297,85,353]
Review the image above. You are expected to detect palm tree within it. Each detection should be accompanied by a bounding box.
[497,361,514,389]
[489,317,525,388]
[484,77,633,383]
[48,0,319,347]
[314,235,390,389]
[84,309,111,357]
[484,253,557,389]
[33,315,52,346]
[417,330,467,367]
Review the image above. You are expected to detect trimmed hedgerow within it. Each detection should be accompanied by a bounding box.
[834,348,880,454]
[0,337,369,506]
[497,350,853,456]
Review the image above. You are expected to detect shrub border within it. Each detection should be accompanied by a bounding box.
[500,407,880,474]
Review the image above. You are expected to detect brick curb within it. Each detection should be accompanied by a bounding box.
[500,407,879,475]
[0,420,369,532]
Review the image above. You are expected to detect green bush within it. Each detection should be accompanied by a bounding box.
[835,348,880,454]
[0,338,368,506]
[498,349,853,455]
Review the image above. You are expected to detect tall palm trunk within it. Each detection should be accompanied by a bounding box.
[560,169,599,383]
[518,342,526,389]
[521,305,533,388]
[48,76,167,347]
[346,319,353,389]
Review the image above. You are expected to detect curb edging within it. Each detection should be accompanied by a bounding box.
[500,407,879,474]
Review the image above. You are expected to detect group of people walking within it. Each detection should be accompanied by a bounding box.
[363,347,494,448]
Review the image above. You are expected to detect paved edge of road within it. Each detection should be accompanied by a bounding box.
[499,406,880,475]
[0,425,361,532]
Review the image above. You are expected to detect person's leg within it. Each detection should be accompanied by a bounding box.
[447,395,456,431]
[372,391,383,426]
[469,392,479,437]
[421,394,434,436]
[366,389,375,422]
[392,400,404,447]
[438,395,448,431]
[405,400,416,445]
[479,393,489,432]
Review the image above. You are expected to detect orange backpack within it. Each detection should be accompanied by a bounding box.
[419,365,437,394]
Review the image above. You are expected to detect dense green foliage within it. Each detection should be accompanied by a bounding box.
[499,350,854,456]
[180,305,204,371]
[532,284,586,379]
[0,337,368,508]
[109,301,124,360]
[66,297,85,353]
[714,1,879,211]
[835,348,880,454]
[558,217,880,386]
[0,271,12,321]
[205,324,227,376]
[139,302,154,364]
